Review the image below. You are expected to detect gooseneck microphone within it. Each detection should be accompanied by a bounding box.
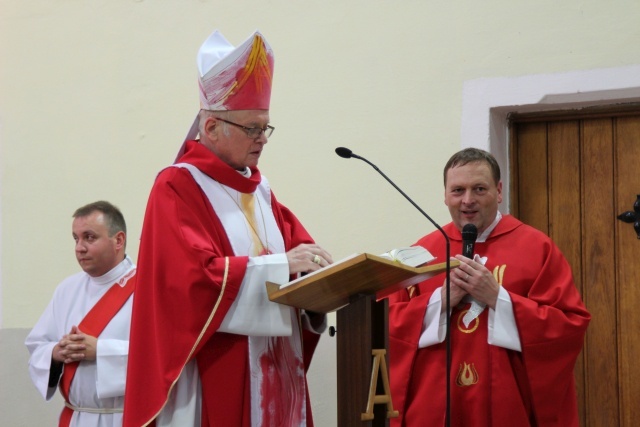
[335,148,445,231]
[335,146,358,159]
[335,146,454,427]
[462,223,478,259]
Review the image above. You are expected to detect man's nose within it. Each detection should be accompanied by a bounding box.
[462,191,474,204]
[256,130,268,144]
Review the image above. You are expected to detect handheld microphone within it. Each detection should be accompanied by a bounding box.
[335,146,454,427]
[461,224,478,259]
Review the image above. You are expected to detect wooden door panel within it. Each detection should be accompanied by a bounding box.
[547,121,583,292]
[615,117,640,425]
[515,122,549,233]
[548,120,581,246]
[547,121,588,424]
[512,112,640,426]
[582,118,618,426]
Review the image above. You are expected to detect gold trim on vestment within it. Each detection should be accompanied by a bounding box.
[65,401,123,414]
[143,256,230,427]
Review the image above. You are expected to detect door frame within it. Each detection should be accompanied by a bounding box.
[460,64,640,211]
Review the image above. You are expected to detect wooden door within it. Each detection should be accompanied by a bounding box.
[510,110,640,426]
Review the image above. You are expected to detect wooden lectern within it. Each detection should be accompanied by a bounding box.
[266,253,454,426]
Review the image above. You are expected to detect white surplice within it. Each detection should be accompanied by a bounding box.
[25,256,136,427]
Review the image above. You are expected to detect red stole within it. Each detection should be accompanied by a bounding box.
[58,273,136,427]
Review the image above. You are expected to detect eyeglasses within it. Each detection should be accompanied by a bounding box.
[214,117,275,139]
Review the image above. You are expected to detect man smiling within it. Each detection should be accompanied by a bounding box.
[387,148,590,426]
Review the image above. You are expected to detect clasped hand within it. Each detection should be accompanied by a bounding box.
[52,325,97,364]
[442,254,500,310]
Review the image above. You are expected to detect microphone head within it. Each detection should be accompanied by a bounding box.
[335,147,353,159]
[462,223,478,241]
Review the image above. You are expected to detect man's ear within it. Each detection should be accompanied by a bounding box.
[203,116,219,140]
[114,231,126,252]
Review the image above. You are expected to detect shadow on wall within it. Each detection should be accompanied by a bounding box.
[1,328,63,425]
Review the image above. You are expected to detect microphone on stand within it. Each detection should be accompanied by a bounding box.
[335,146,454,427]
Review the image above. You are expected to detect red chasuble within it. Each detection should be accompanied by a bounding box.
[124,141,320,427]
[388,215,590,427]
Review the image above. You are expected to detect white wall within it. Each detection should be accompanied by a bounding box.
[2,1,640,425]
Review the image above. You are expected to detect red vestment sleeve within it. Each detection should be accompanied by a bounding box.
[509,239,590,426]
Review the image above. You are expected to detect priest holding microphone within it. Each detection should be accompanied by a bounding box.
[387,148,590,426]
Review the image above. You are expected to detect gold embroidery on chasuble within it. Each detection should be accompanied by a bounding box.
[456,362,479,387]
[493,264,506,286]
[455,310,480,387]
[453,264,507,388]
[457,310,480,334]
[407,285,417,298]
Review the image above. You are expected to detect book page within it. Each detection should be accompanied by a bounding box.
[380,246,435,268]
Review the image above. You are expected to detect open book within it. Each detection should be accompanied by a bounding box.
[379,246,435,268]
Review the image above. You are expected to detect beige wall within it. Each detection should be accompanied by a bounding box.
[2,1,639,425]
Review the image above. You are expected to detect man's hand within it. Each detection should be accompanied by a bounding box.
[441,279,468,311]
[52,325,98,364]
[286,243,333,275]
[450,254,500,309]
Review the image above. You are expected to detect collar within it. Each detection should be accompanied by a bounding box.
[176,140,261,193]
[477,211,502,242]
[88,255,135,286]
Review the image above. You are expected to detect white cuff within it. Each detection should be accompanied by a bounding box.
[418,287,447,348]
[219,253,293,336]
[488,287,521,351]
